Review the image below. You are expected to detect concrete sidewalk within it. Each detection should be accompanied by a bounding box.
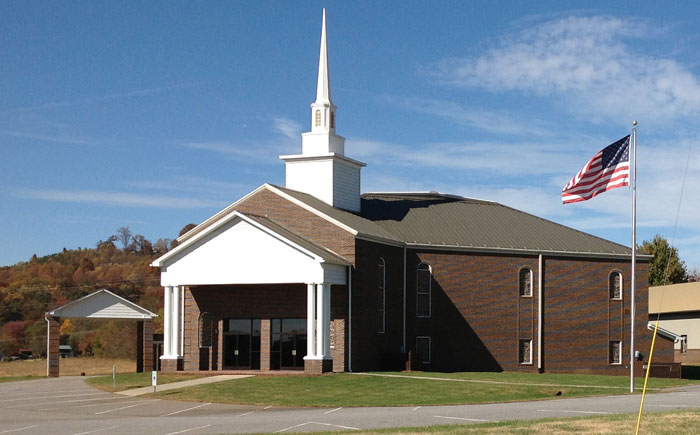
[116,374,253,396]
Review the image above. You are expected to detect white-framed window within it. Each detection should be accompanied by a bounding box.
[377,257,386,334]
[199,312,213,348]
[315,109,321,127]
[609,271,622,300]
[519,339,532,364]
[330,111,335,129]
[609,340,622,364]
[519,268,533,297]
[681,335,688,353]
[416,336,431,364]
[416,262,432,318]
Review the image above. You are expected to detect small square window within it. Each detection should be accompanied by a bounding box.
[519,339,532,364]
[609,340,622,364]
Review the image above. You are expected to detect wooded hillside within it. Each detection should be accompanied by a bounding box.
[0,227,183,359]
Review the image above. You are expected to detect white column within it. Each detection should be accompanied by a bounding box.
[322,283,332,359]
[316,283,325,358]
[172,285,181,358]
[163,286,172,357]
[306,283,316,359]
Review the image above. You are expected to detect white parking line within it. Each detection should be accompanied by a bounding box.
[40,397,132,411]
[94,399,160,415]
[0,392,107,403]
[0,426,39,434]
[412,406,422,411]
[161,402,211,417]
[434,415,490,422]
[537,409,613,415]
[237,411,256,417]
[274,421,359,433]
[164,424,211,435]
[324,407,342,414]
[72,425,120,435]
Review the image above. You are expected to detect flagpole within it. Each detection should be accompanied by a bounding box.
[630,121,637,393]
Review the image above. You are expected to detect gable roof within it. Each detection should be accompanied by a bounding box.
[47,289,157,319]
[164,183,640,262]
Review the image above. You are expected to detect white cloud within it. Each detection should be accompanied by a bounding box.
[435,15,700,122]
[378,95,551,136]
[272,116,302,140]
[16,189,225,209]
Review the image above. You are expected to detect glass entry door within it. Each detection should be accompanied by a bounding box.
[271,319,306,370]
[223,319,260,369]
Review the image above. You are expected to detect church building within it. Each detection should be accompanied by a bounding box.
[151,11,669,375]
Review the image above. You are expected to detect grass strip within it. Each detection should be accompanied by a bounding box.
[151,372,697,407]
[245,409,700,434]
[86,372,205,392]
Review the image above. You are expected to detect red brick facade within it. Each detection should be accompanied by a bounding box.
[166,188,671,376]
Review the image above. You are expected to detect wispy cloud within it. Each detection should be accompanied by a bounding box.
[378,95,551,136]
[16,189,225,209]
[0,129,96,146]
[0,82,208,115]
[272,116,302,140]
[434,15,700,122]
[126,176,249,196]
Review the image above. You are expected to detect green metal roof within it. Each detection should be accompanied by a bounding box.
[276,186,636,258]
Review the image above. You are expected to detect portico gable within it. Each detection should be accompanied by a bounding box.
[151,211,350,374]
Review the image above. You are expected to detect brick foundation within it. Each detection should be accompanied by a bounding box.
[304,358,333,375]
[160,358,181,372]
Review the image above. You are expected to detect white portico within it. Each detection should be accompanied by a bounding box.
[152,211,349,373]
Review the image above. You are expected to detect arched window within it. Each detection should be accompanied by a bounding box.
[416,262,432,318]
[330,111,335,129]
[519,268,533,297]
[315,109,321,127]
[199,312,213,348]
[377,258,386,333]
[609,271,622,300]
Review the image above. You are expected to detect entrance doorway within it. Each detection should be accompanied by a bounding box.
[223,319,261,369]
[271,318,306,370]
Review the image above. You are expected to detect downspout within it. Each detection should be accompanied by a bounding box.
[403,245,407,353]
[180,286,185,358]
[348,266,352,372]
[538,254,543,372]
[45,315,50,377]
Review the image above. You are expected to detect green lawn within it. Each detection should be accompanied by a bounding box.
[0,375,40,383]
[243,409,700,435]
[85,372,205,392]
[145,371,698,407]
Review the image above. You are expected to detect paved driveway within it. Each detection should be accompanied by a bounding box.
[1,376,699,434]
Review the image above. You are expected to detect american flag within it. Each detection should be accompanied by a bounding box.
[562,135,630,204]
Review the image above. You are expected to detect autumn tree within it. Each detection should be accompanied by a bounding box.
[115,227,132,250]
[641,235,688,286]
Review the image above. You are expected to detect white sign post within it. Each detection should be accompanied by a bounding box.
[152,370,157,394]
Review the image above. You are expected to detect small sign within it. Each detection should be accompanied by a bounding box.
[292,350,297,356]
[152,371,157,387]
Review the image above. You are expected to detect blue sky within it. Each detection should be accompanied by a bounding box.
[2,1,699,272]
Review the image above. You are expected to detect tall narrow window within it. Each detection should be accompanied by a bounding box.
[315,109,321,127]
[416,262,432,318]
[519,268,532,297]
[609,340,622,364]
[609,272,622,299]
[330,111,335,129]
[199,312,213,348]
[377,258,386,333]
[519,339,532,364]
[416,336,431,364]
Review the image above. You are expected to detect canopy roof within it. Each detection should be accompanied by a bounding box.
[47,289,157,319]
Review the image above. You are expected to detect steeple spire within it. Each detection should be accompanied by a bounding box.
[315,8,331,105]
[280,9,366,213]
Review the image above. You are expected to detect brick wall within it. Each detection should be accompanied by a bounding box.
[184,283,348,371]
[235,188,357,263]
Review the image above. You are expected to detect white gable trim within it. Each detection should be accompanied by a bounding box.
[47,289,157,319]
[156,211,348,286]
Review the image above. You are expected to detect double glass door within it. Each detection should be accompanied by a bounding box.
[271,319,307,370]
[223,319,260,369]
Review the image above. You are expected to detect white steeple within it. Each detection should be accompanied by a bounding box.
[280,9,366,212]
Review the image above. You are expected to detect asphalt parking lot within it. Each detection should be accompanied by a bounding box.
[1,376,699,434]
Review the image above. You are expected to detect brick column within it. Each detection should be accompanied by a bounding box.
[261,319,271,371]
[217,319,224,370]
[46,316,60,377]
[142,319,154,372]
